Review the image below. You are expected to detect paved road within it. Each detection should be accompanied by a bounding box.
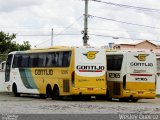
[0,94,160,120]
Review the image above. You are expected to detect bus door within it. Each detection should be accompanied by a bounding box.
[126,52,156,91]
[5,54,13,83]
[106,54,124,97]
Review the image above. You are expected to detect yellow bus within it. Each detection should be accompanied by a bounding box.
[4,46,107,100]
[106,51,157,102]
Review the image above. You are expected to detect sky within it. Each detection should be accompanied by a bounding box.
[0,0,160,48]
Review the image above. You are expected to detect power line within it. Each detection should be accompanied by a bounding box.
[35,15,83,47]
[17,33,81,36]
[89,14,160,29]
[89,33,160,43]
[89,27,160,35]
[91,0,160,13]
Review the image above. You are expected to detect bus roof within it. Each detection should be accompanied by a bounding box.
[8,46,103,54]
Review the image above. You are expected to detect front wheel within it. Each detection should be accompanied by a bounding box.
[12,84,20,97]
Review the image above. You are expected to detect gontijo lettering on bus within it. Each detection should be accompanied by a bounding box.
[35,69,53,75]
[76,65,105,72]
[130,62,153,67]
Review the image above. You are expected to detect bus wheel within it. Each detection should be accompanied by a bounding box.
[12,84,20,97]
[46,85,52,98]
[52,86,60,100]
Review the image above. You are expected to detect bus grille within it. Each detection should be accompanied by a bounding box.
[113,82,120,95]
[63,80,70,92]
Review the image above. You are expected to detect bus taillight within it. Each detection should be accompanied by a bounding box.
[72,71,75,87]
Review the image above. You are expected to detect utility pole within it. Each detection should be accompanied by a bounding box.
[83,0,89,46]
[51,28,53,46]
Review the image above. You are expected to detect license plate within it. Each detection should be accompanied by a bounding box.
[88,88,93,91]
[138,91,144,94]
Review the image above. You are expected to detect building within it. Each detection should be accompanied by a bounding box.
[113,40,160,57]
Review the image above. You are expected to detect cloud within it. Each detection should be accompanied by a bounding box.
[0,0,43,13]
[0,0,160,48]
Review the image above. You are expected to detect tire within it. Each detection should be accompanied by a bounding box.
[12,84,20,97]
[52,86,60,100]
[46,85,52,98]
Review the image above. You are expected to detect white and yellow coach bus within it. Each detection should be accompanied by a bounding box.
[4,46,106,100]
[106,51,157,102]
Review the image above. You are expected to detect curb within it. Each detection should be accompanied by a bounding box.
[0,92,13,95]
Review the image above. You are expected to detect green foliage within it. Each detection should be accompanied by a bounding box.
[0,31,31,54]
[0,31,31,62]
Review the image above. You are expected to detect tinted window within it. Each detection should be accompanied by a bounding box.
[11,51,72,68]
[62,51,71,67]
[21,55,29,67]
[57,52,63,67]
[29,54,38,67]
[46,53,55,67]
[107,55,123,71]
[38,54,46,67]
[12,54,19,68]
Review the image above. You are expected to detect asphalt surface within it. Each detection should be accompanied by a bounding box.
[0,94,160,120]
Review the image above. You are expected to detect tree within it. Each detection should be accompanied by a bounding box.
[0,31,31,62]
[0,31,31,54]
[18,41,31,51]
[0,31,16,53]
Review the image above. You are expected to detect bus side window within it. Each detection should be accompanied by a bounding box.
[29,54,38,67]
[12,54,19,68]
[38,53,46,67]
[54,52,59,67]
[46,53,55,67]
[62,51,71,67]
[57,52,63,67]
[21,55,29,68]
[17,55,22,68]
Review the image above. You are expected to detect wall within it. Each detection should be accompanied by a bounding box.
[0,70,5,92]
